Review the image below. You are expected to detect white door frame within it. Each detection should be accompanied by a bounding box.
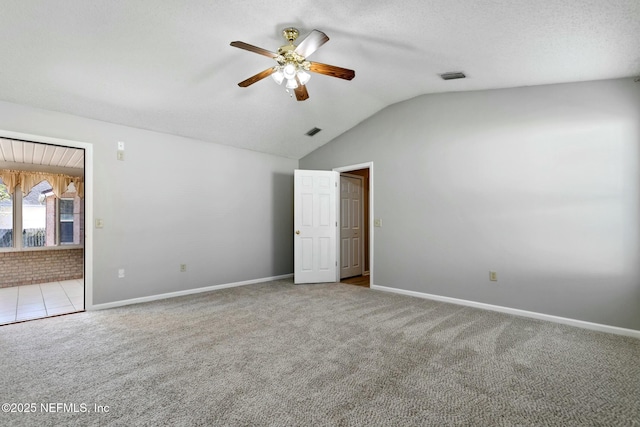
[0,129,93,309]
[339,173,364,279]
[333,162,373,287]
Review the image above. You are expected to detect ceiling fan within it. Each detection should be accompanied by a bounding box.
[230,28,355,101]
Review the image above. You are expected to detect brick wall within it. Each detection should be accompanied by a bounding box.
[0,248,83,288]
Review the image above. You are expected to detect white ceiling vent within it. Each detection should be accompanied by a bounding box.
[440,72,466,80]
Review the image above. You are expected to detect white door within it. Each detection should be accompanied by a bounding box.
[340,174,364,279]
[294,170,339,284]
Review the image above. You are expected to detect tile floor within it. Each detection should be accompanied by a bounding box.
[0,279,84,325]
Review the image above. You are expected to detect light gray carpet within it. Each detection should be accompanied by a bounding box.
[0,279,638,426]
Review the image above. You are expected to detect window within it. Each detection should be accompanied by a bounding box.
[22,180,49,247]
[0,175,83,250]
[59,198,74,244]
[0,179,12,248]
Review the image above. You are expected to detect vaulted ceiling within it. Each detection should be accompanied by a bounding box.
[0,1,638,160]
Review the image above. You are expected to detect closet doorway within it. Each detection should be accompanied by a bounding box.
[334,162,372,288]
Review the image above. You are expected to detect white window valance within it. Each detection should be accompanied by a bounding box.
[0,170,84,199]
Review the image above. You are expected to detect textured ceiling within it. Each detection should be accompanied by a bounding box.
[0,0,638,159]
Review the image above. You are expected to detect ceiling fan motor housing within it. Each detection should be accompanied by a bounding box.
[283,27,299,43]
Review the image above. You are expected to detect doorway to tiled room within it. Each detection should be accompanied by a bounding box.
[0,279,84,324]
[0,138,85,325]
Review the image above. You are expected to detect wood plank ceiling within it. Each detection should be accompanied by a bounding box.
[0,138,84,169]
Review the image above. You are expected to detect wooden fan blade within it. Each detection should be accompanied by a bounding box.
[238,68,276,87]
[309,62,355,80]
[230,41,278,58]
[294,29,329,58]
[294,77,309,101]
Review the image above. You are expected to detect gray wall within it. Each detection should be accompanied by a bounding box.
[0,100,296,305]
[301,78,640,330]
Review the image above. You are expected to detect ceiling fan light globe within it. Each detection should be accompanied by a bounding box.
[297,70,311,85]
[271,70,285,85]
[283,63,297,80]
[285,78,299,89]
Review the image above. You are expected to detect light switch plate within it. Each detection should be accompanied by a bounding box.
[374,218,382,227]
[95,219,104,228]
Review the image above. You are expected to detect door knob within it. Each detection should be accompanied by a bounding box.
[295,230,301,235]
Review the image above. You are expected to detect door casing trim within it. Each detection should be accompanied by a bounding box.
[333,162,373,286]
[0,129,93,309]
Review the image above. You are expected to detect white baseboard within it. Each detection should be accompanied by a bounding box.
[370,284,640,339]
[89,274,293,311]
